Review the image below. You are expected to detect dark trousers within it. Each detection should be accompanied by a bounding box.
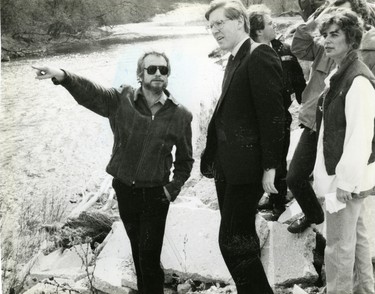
[215,179,274,294]
[286,127,324,223]
[270,114,291,209]
[112,178,170,294]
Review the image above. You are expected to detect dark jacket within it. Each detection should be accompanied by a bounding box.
[316,51,375,175]
[56,71,194,200]
[271,38,306,106]
[202,39,285,184]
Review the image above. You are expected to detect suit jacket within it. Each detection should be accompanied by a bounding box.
[202,39,285,184]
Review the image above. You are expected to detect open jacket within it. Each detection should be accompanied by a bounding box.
[202,39,285,183]
[55,71,194,200]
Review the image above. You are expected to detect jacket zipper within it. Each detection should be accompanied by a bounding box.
[133,114,154,184]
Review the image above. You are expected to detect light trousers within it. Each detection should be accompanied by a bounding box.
[325,198,374,294]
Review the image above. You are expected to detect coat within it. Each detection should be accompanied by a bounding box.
[201,39,285,184]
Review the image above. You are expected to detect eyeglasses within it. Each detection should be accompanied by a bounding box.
[144,65,169,75]
[206,19,230,32]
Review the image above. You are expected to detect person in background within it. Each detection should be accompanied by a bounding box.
[201,0,284,292]
[314,9,375,293]
[287,0,375,234]
[248,4,306,221]
[32,50,194,294]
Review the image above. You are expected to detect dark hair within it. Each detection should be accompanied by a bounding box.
[247,4,271,40]
[205,0,250,33]
[332,0,372,25]
[136,51,171,81]
[319,9,363,50]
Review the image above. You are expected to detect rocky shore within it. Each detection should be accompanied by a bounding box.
[1,3,209,62]
[1,2,302,62]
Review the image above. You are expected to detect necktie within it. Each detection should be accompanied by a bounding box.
[222,54,234,88]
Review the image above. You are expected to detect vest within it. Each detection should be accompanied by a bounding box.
[316,51,375,175]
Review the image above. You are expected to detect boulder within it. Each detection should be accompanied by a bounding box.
[94,260,135,294]
[262,222,318,287]
[23,277,90,294]
[29,245,93,281]
[293,284,309,294]
[94,196,318,291]
[93,222,136,293]
[161,199,231,282]
[277,199,303,224]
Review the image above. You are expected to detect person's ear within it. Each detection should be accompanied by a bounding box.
[256,29,263,37]
[137,74,143,84]
[237,16,244,29]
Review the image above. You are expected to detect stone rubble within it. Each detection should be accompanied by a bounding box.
[23,129,375,293]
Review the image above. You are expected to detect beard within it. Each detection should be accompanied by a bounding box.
[143,79,168,94]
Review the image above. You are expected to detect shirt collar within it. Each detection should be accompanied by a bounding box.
[231,36,250,58]
[134,88,178,105]
[152,91,167,106]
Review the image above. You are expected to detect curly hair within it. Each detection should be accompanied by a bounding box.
[332,0,372,25]
[247,4,272,40]
[319,8,364,50]
[205,0,250,33]
[136,51,171,82]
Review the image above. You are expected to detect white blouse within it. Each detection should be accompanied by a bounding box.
[313,70,375,197]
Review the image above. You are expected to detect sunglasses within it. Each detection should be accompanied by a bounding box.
[144,65,169,75]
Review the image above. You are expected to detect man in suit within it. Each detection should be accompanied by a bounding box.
[201,0,285,293]
[248,4,306,221]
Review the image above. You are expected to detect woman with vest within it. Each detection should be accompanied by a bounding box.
[314,8,375,294]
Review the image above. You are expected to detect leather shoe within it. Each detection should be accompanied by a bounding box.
[287,216,313,234]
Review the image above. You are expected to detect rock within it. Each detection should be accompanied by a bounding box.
[257,213,271,249]
[93,256,136,294]
[278,199,303,224]
[162,200,231,282]
[187,176,217,209]
[1,54,10,62]
[64,210,114,245]
[262,222,318,287]
[177,282,192,293]
[293,284,309,294]
[259,0,300,15]
[94,222,132,261]
[23,277,89,294]
[93,196,320,291]
[93,222,136,293]
[29,245,93,281]
[94,265,135,294]
[163,199,267,282]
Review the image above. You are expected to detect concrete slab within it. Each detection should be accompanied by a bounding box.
[29,246,92,281]
[262,222,318,287]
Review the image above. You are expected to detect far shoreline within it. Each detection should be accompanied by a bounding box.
[1,11,302,62]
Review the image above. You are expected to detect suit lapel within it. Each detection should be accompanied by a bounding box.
[214,39,250,114]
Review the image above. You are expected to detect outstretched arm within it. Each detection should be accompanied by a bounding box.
[31,65,120,118]
[32,65,65,82]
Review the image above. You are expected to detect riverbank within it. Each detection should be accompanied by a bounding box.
[1,3,209,61]
[1,3,302,61]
